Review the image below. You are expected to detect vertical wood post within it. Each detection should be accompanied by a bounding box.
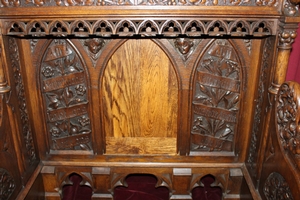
[0,24,10,94]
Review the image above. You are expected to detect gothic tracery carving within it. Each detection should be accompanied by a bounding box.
[4,19,276,37]
[40,39,92,150]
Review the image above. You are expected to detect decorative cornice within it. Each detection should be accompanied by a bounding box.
[3,18,276,37]
[0,0,281,7]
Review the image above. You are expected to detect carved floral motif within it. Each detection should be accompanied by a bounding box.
[0,168,15,200]
[277,82,300,155]
[40,39,92,150]
[191,39,241,152]
[8,38,36,163]
[263,172,294,200]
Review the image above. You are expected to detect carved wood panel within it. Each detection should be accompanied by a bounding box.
[0,95,23,200]
[102,39,178,154]
[191,39,241,152]
[39,39,92,150]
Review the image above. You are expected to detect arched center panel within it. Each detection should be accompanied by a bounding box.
[101,39,178,155]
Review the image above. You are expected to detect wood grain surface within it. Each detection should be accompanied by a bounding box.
[102,39,178,154]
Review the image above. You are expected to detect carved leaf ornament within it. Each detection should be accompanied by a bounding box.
[0,168,15,200]
[264,172,294,200]
[40,39,92,150]
[191,39,241,152]
[277,82,300,156]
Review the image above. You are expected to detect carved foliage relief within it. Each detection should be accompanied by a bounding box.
[40,39,92,150]
[247,37,272,169]
[0,168,15,200]
[277,82,300,156]
[8,38,37,163]
[263,172,294,200]
[191,39,241,152]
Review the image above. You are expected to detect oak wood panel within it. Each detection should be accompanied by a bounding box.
[102,39,178,154]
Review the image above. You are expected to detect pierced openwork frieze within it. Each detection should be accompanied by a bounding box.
[8,38,37,163]
[4,19,276,37]
[0,168,15,200]
[0,0,280,7]
[277,82,300,156]
[191,39,241,152]
[40,39,92,150]
[263,172,294,200]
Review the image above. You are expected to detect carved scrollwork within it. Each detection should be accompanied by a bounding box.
[191,39,241,152]
[4,19,276,37]
[0,168,15,200]
[277,82,300,156]
[263,172,294,200]
[40,39,92,150]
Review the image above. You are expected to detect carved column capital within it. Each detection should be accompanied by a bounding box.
[278,29,298,49]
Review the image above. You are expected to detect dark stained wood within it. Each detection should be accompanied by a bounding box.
[1,0,300,199]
